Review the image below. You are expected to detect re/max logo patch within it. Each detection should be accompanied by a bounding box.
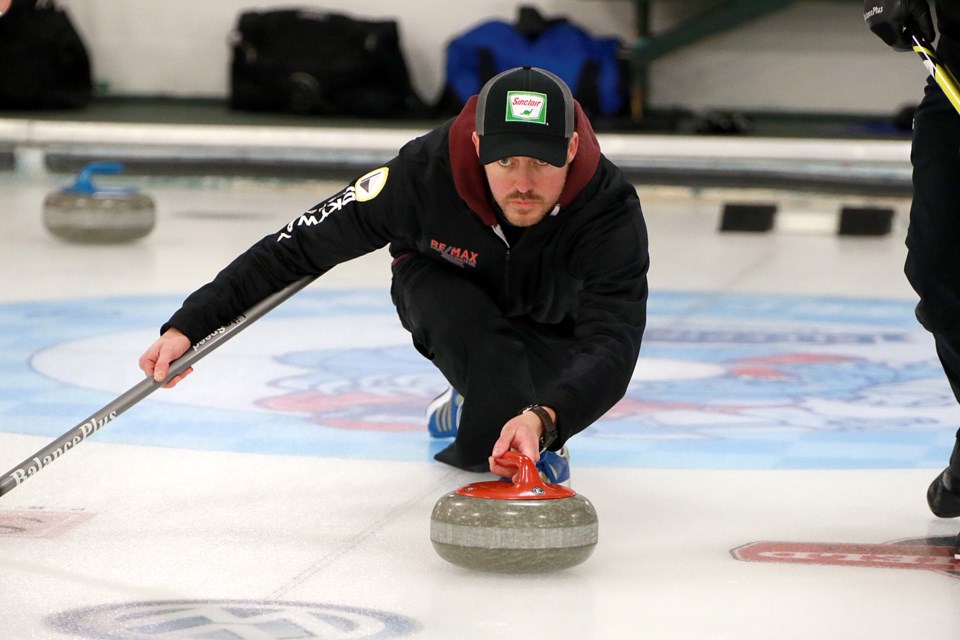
[430,239,478,268]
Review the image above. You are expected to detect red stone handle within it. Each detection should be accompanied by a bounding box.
[456,450,576,500]
[495,450,545,491]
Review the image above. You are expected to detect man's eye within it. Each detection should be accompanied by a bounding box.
[497,158,512,167]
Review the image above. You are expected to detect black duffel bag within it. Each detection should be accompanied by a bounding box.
[0,0,92,109]
[229,9,428,118]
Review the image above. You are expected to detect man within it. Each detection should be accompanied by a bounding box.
[139,67,649,482]
[866,1,960,516]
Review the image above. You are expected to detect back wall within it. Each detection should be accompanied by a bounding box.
[58,0,929,117]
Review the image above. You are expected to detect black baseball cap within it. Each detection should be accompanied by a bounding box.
[475,66,575,168]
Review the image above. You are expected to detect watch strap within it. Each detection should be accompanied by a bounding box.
[519,404,557,450]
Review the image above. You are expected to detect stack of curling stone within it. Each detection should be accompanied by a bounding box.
[430,450,598,573]
[43,162,155,243]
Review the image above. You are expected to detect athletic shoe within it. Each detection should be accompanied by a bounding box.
[537,446,571,487]
[425,387,463,438]
[927,468,960,518]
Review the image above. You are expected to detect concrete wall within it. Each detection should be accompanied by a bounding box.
[55,1,928,116]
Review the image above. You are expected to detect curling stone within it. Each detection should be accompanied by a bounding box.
[43,162,155,243]
[430,450,598,573]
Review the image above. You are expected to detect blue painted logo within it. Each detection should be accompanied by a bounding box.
[1,290,954,469]
[48,600,418,639]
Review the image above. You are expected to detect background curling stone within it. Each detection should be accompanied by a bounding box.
[430,450,598,573]
[43,162,155,243]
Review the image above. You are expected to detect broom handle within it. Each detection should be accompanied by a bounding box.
[910,31,960,115]
[0,275,316,497]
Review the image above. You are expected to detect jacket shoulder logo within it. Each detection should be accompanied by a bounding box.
[355,167,389,202]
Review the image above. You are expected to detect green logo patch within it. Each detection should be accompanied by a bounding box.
[505,91,547,124]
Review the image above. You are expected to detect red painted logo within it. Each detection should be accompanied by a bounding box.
[429,239,478,268]
[732,537,960,579]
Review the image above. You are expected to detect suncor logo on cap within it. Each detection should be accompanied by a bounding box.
[505,91,547,124]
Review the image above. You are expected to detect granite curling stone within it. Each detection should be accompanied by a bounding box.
[430,450,598,573]
[43,162,155,243]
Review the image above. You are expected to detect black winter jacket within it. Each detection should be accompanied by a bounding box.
[164,97,649,439]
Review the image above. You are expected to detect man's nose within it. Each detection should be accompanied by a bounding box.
[513,164,535,192]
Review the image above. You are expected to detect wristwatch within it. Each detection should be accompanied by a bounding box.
[519,404,558,451]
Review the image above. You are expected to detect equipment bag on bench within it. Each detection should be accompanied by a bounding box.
[0,0,92,109]
[441,7,626,119]
[229,9,428,118]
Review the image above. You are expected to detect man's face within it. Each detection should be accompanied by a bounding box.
[472,132,579,228]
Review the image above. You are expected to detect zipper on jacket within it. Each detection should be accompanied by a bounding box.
[492,224,512,304]
[502,247,512,305]
[491,224,509,247]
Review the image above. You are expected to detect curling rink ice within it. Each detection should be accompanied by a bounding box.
[1,160,959,639]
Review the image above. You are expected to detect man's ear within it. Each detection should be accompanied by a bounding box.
[566,131,580,165]
[472,131,481,157]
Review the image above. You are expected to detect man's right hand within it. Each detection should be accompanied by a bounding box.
[138,328,193,388]
[865,0,935,51]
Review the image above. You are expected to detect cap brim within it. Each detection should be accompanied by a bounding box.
[478,132,569,168]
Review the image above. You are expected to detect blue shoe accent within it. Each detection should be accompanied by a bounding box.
[536,447,571,487]
[426,387,463,438]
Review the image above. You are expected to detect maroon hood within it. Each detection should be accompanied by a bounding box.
[448,95,602,226]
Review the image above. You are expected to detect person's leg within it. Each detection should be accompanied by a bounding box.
[905,78,960,515]
[391,254,572,471]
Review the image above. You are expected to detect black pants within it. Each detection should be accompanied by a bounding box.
[390,254,573,471]
[907,76,960,473]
